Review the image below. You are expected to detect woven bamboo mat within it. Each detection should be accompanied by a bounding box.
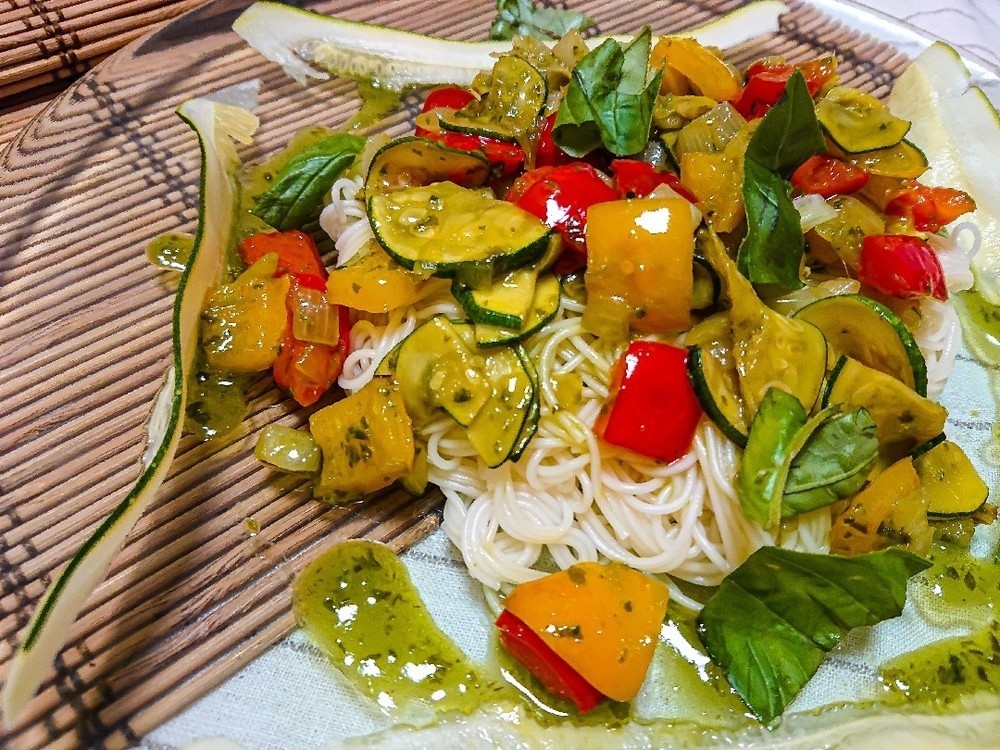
[0,1,913,748]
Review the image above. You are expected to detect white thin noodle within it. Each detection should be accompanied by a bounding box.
[321,188,953,592]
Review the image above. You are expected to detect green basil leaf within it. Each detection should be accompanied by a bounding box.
[251,134,364,230]
[736,72,825,289]
[553,27,662,157]
[737,158,804,289]
[782,406,878,517]
[744,71,826,177]
[738,387,806,529]
[697,546,931,725]
[490,0,594,41]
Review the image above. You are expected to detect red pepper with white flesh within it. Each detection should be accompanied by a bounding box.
[495,609,606,713]
[594,341,703,463]
[858,234,948,301]
[791,154,869,198]
[884,183,977,233]
[507,163,618,260]
[238,231,351,406]
[610,159,699,202]
[730,56,838,119]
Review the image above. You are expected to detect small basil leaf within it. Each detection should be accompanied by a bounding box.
[697,547,931,726]
[251,134,364,230]
[737,158,804,289]
[745,71,826,177]
[490,0,594,41]
[738,387,806,529]
[553,28,663,157]
[782,406,878,517]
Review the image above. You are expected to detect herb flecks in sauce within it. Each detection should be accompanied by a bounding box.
[146,232,195,271]
[955,289,1000,466]
[293,540,492,720]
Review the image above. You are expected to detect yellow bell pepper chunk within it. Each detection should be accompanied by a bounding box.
[503,562,669,702]
[309,378,415,503]
[830,457,931,556]
[200,256,289,373]
[650,37,742,102]
[326,241,428,313]
[585,197,695,334]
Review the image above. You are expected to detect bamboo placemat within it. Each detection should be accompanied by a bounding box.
[0,1,914,748]
[0,0,205,99]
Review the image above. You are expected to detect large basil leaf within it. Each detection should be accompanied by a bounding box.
[744,72,825,177]
[697,547,931,725]
[251,134,364,230]
[737,73,825,289]
[553,27,662,157]
[490,0,594,41]
[737,158,805,289]
[782,406,878,517]
[737,387,806,529]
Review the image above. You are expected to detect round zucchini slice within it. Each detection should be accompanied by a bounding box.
[365,136,490,194]
[474,272,561,347]
[453,266,539,329]
[439,55,547,143]
[793,293,928,396]
[914,439,989,518]
[823,354,946,459]
[368,180,552,277]
[816,86,911,153]
[844,139,928,180]
[686,345,748,447]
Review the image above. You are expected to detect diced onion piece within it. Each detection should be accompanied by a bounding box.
[292,287,341,346]
[794,193,839,233]
[254,424,321,473]
[675,102,746,157]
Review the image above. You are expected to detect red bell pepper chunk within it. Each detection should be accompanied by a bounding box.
[790,154,869,198]
[507,163,618,257]
[593,341,702,464]
[884,183,977,233]
[534,113,575,167]
[495,609,606,713]
[609,159,699,202]
[858,234,948,301]
[731,56,837,119]
[239,229,326,278]
[419,129,525,178]
[416,86,476,119]
[273,274,351,407]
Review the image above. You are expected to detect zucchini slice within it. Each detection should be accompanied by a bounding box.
[368,181,551,277]
[691,254,721,310]
[816,86,911,154]
[465,343,537,467]
[687,345,748,447]
[453,266,539,329]
[507,346,542,463]
[844,139,928,180]
[233,0,787,89]
[823,355,946,459]
[440,55,547,143]
[792,293,928,396]
[365,136,490,195]
[914,440,989,518]
[1,99,258,723]
[394,316,494,427]
[474,272,561,347]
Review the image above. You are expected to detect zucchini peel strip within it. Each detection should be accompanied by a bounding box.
[233,0,789,89]
[1,99,258,726]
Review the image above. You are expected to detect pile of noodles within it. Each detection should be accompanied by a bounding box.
[318,174,976,606]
